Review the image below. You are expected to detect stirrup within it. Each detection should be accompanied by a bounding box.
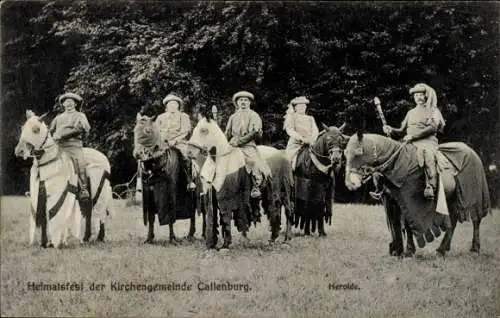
[369,191,383,201]
[250,187,261,199]
[79,188,90,201]
[187,182,197,191]
[424,185,435,199]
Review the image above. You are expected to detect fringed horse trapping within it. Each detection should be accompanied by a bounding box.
[187,117,294,250]
[133,115,202,244]
[344,133,491,257]
[291,124,349,236]
[15,111,113,248]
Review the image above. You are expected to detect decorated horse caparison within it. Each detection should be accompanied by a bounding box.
[289,123,349,236]
[344,132,491,257]
[133,113,202,244]
[187,115,294,249]
[14,111,113,248]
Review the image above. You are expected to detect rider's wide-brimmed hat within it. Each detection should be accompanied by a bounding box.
[232,91,254,106]
[162,94,183,107]
[58,92,83,108]
[290,96,310,106]
[409,83,428,95]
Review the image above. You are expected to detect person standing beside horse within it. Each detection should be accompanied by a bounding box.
[225,91,271,199]
[49,92,91,203]
[383,83,446,199]
[283,96,320,170]
[155,93,196,191]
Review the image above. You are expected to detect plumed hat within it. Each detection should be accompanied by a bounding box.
[409,83,437,109]
[162,94,183,106]
[290,96,310,106]
[58,92,83,108]
[409,83,428,95]
[232,91,254,105]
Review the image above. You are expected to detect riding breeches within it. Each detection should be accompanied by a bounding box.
[60,146,86,177]
[413,139,438,189]
[239,145,271,187]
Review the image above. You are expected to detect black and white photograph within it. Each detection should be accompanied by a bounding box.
[1,1,499,317]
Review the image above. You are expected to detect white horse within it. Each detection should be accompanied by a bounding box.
[14,110,113,248]
[187,117,294,249]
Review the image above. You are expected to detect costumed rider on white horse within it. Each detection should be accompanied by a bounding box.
[382,83,446,200]
[49,92,91,204]
[155,93,197,191]
[224,91,272,199]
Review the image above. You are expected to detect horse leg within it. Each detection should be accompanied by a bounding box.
[169,221,179,244]
[318,216,327,237]
[188,214,196,240]
[81,199,92,243]
[40,211,49,248]
[284,207,292,241]
[385,198,404,257]
[470,219,481,254]
[269,207,281,244]
[29,208,36,246]
[404,227,416,257]
[436,213,458,256]
[97,221,105,242]
[304,216,311,236]
[220,209,232,250]
[144,211,155,244]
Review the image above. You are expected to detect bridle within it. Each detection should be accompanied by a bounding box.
[346,141,407,185]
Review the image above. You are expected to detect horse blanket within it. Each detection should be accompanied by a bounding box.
[380,141,490,234]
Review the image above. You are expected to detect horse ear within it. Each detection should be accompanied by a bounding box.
[356,131,363,141]
[26,110,35,119]
[339,122,346,132]
[321,122,329,131]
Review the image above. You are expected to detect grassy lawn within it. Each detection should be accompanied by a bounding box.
[1,196,499,317]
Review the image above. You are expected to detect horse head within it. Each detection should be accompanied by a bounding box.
[134,113,161,149]
[15,110,51,160]
[314,122,350,170]
[344,132,400,191]
[188,116,230,159]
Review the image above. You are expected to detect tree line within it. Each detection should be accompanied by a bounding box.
[2,1,498,204]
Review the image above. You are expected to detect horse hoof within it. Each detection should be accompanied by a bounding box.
[403,251,414,258]
[144,238,154,244]
[470,247,480,254]
[319,232,327,237]
[169,237,181,245]
[186,235,195,242]
[436,249,446,258]
[416,235,426,248]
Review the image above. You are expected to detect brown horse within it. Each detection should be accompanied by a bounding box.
[290,124,349,236]
[133,114,201,244]
[344,132,491,257]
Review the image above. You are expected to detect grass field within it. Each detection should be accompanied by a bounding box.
[1,195,499,317]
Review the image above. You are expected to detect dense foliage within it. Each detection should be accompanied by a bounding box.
[2,1,498,203]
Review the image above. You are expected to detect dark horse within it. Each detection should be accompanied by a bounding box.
[291,124,349,236]
[344,133,491,257]
[134,115,200,244]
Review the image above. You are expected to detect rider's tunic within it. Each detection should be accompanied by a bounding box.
[49,110,90,169]
[284,112,319,163]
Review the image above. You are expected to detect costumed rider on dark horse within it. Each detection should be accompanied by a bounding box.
[155,93,197,191]
[380,83,446,200]
[49,92,91,204]
[225,91,272,199]
[283,96,320,171]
